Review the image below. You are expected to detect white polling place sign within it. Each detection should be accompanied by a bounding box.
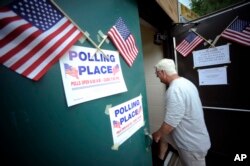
[109,95,144,149]
[59,46,127,107]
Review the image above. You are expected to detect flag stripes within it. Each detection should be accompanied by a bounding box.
[0,0,83,80]
[221,18,250,46]
[108,17,138,67]
[176,32,204,57]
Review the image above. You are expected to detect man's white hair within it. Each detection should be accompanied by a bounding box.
[155,58,177,76]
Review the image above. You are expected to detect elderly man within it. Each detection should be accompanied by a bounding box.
[153,58,211,166]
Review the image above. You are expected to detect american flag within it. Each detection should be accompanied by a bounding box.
[221,18,250,46]
[112,64,120,75]
[107,17,138,67]
[0,0,83,81]
[64,63,78,79]
[176,31,204,57]
[113,120,120,128]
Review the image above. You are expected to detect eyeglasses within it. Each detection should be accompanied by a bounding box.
[155,70,162,76]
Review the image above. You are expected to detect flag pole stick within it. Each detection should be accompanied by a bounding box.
[173,37,178,74]
[50,0,107,57]
[92,35,109,57]
[97,36,108,48]
[221,16,239,34]
[190,29,215,47]
[209,16,239,47]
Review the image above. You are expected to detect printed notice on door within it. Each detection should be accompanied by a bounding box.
[198,66,228,86]
[193,44,230,68]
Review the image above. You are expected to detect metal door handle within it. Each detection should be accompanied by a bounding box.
[144,128,152,151]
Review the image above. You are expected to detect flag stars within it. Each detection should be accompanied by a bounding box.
[1,0,83,80]
[108,17,138,67]
[221,18,250,46]
[11,0,63,31]
[116,18,130,39]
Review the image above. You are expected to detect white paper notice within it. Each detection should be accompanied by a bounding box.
[193,44,230,68]
[109,95,144,147]
[59,46,127,107]
[198,66,228,86]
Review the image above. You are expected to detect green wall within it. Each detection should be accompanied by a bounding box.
[0,0,152,165]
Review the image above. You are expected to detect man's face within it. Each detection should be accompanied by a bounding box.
[155,69,164,82]
[155,69,161,78]
[155,69,170,84]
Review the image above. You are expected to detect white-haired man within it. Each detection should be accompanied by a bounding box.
[153,58,211,166]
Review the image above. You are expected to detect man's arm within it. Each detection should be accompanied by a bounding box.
[152,122,174,143]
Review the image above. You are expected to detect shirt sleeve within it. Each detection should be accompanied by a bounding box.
[164,87,185,128]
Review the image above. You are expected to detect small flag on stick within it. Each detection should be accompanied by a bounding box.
[176,31,204,57]
[108,17,138,67]
[221,18,250,46]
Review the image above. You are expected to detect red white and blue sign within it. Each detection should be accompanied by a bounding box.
[59,46,127,107]
[109,95,144,148]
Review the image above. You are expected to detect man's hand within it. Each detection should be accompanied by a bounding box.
[152,122,174,143]
[152,130,161,143]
